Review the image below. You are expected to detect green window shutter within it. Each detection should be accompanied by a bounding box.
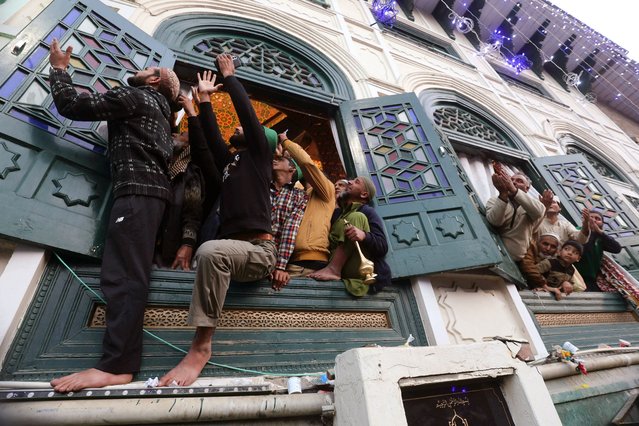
[0,0,176,257]
[339,93,502,278]
[533,154,639,277]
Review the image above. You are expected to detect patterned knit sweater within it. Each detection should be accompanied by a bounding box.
[49,68,172,201]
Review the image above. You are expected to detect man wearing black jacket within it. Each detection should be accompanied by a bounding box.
[48,39,179,392]
[576,210,622,291]
[309,176,391,296]
[159,56,278,387]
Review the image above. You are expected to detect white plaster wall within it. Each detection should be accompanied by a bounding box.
[82,0,638,180]
[334,342,561,426]
[0,244,47,369]
[413,273,549,359]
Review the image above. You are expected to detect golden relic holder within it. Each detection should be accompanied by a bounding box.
[344,219,377,285]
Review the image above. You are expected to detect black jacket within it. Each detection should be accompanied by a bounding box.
[332,204,392,292]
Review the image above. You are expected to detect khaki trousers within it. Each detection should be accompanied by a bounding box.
[188,239,277,327]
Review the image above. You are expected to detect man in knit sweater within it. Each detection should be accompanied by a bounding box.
[279,132,336,276]
[485,164,551,262]
[48,39,179,392]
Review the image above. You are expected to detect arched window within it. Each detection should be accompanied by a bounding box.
[154,15,354,105]
[562,141,628,183]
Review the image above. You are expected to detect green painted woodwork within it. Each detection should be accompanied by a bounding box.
[521,290,631,314]
[386,21,461,61]
[420,93,531,287]
[0,258,427,381]
[565,145,628,183]
[550,370,639,426]
[338,93,502,278]
[153,15,353,105]
[0,0,176,257]
[520,290,639,351]
[533,154,639,276]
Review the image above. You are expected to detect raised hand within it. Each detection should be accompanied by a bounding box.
[190,86,201,105]
[278,129,289,143]
[216,54,236,78]
[581,208,590,232]
[590,216,603,235]
[195,70,223,103]
[49,38,72,70]
[178,94,196,117]
[540,189,554,209]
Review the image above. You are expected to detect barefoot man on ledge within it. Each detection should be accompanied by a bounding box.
[159,55,279,386]
[48,39,179,392]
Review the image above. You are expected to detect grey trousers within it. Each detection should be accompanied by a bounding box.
[188,239,277,327]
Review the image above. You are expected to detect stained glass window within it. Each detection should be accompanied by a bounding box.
[537,158,639,239]
[433,105,512,147]
[352,102,454,205]
[193,36,325,90]
[565,145,626,182]
[0,3,164,153]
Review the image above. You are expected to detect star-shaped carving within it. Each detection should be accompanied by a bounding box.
[52,172,99,207]
[436,215,465,239]
[392,220,420,245]
[0,141,21,179]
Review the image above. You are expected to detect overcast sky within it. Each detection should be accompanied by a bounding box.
[549,0,639,61]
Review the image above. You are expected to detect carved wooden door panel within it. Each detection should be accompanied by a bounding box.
[0,0,176,257]
[339,93,502,278]
[533,154,639,277]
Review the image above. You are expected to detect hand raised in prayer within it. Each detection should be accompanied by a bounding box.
[590,216,604,235]
[539,189,554,209]
[49,38,72,70]
[196,70,223,103]
[278,129,289,143]
[216,54,236,78]
[581,208,590,232]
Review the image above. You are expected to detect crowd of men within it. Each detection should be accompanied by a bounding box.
[47,40,389,392]
[46,38,620,393]
[486,162,621,300]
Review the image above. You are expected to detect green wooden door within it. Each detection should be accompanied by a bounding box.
[0,0,176,257]
[533,154,639,277]
[339,93,502,278]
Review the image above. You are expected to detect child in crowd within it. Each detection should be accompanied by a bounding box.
[536,240,583,300]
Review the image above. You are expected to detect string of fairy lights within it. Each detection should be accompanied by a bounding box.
[473,0,639,104]
[437,0,639,109]
[370,0,639,110]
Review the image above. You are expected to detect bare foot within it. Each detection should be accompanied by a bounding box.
[50,368,132,393]
[159,345,211,387]
[308,266,341,281]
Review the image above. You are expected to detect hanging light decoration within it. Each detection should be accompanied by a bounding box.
[449,11,474,34]
[371,0,399,27]
[476,40,502,58]
[506,54,532,74]
[563,71,582,88]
